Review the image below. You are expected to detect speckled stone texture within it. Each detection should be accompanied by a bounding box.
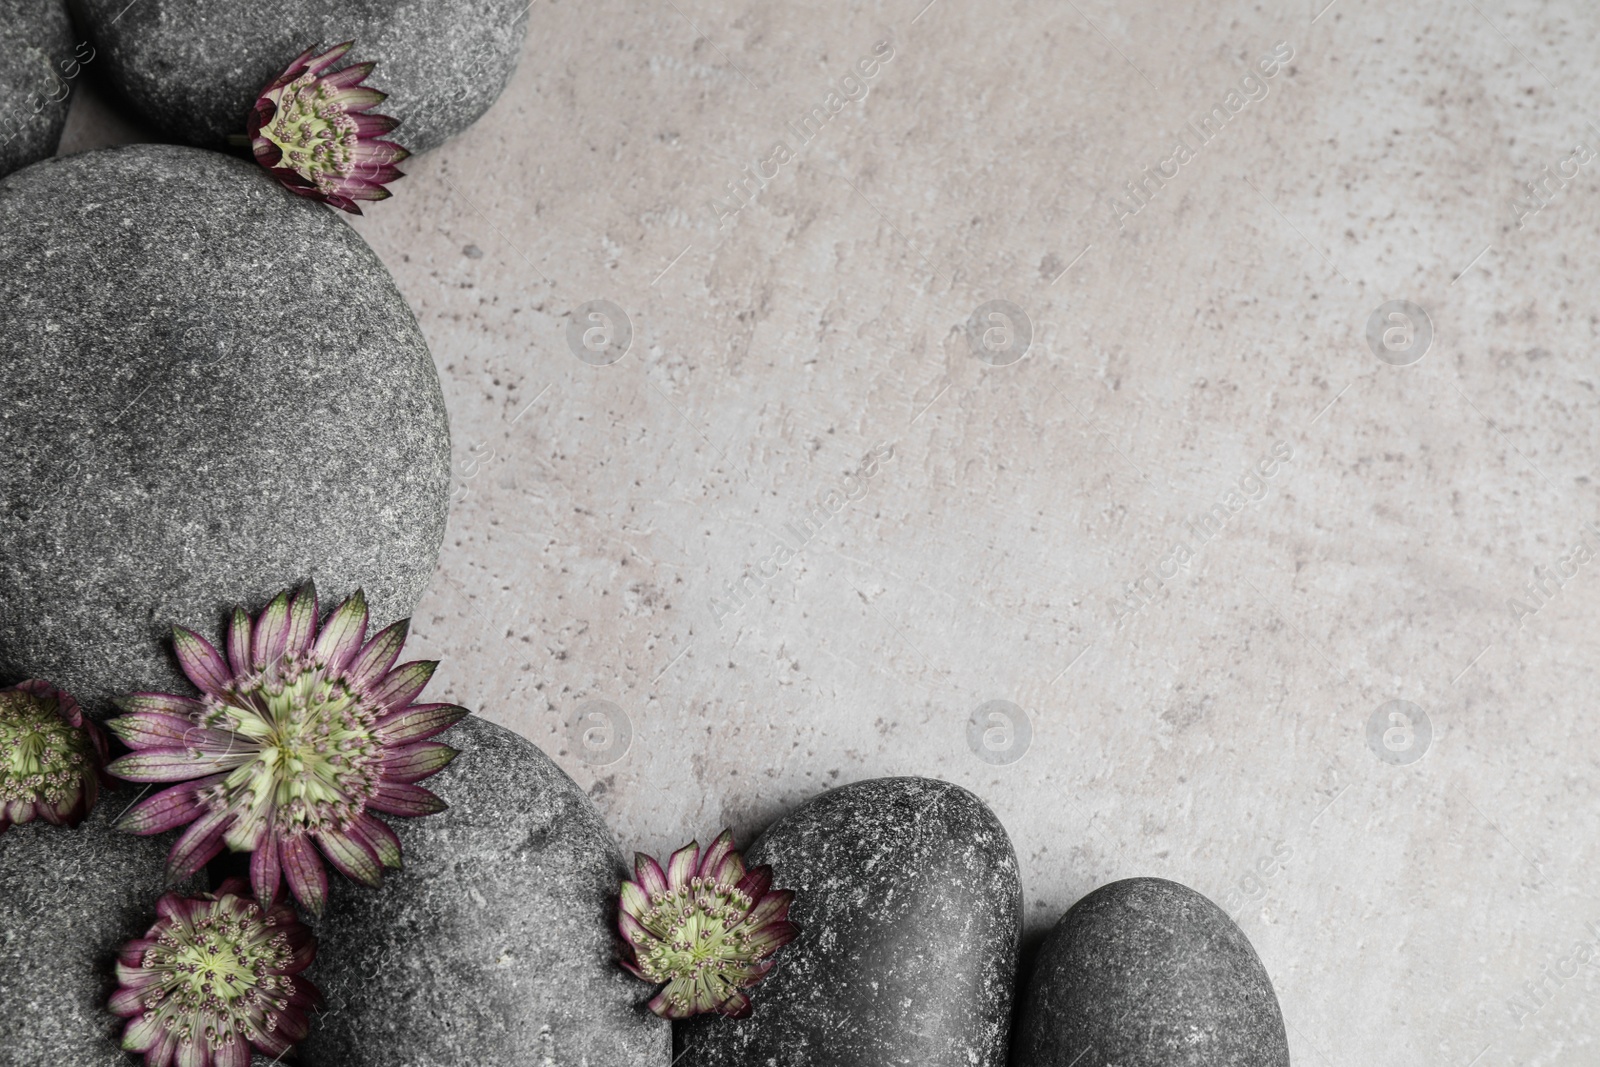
[1014,878,1289,1067]
[0,0,74,177]
[54,2,1600,1063]
[679,777,1020,1067]
[74,0,528,154]
[0,144,450,715]
[301,714,669,1067]
[0,788,203,1067]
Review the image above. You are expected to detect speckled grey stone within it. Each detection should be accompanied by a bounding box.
[1014,878,1290,1067]
[0,0,75,178]
[0,145,451,715]
[0,786,204,1067]
[300,714,670,1067]
[74,0,528,155]
[679,776,1022,1067]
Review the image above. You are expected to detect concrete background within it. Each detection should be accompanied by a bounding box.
[57,1,1600,1063]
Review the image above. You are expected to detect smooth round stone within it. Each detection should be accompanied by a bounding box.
[0,145,451,715]
[680,777,1022,1067]
[301,715,670,1067]
[76,0,528,154]
[1013,878,1290,1067]
[0,787,204,1067]
[0,0,75,178]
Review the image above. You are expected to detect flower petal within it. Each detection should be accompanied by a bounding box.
[666,841,700,889]
[618,907,652,948]
[744,919,800,958]
[696,828,736,878]
[106,710,205,749]
[305,40,354,76]
[347,618,408,687]
[735,864,773,903]
[117,776,224,835]
[212,1038,249,1067]
[718,988,754,1019]
[251,830,282,907]
[172,627,231,696]
[165,806,233,882]
[225,606,252,677]
[280,835,328,915]
[284,582,319,652]
[368,780,447,817]
[316,828,383,887]
[320,60,375,90]
[375,702,469,744]
[619,879,651,922]
[113,692,205,718]
[251,590,292,669]
[312,589,368,669]
[108,747,251,783]
[634,853,668,897]
[742,886,793,929]
[348,811,402,868]
[380,741,457,784]
[370,659,437,711]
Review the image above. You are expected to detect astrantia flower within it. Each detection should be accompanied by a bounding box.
[618,829,799,1019]
[106,584,467,915]
[0,679,108,833]
[111,877,320,1067]
[246,41,408,214]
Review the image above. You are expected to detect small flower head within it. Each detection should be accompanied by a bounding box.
[107,583,468,915]
[246,41,408,214]
[618,829,799,1019]
[111,877,321,1067]
[0,679,108,833]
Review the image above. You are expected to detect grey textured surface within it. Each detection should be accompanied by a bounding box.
[0,0,74,177]
[51,3,1600,1063]
[679,777,1021,1067]
[73,0,528,154]
[0,144,450,716]
[0,787,202,1067]
[301,714,670,1067]
[1014,878,1289,1067]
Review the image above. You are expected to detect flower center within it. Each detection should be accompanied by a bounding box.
[631,876,759,1009]
[197,651,384,836]
[260,74,359,191]
[0,692,89,806]
[139,901,294,1053]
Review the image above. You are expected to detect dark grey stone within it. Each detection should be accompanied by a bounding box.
[0,0,75,178]
[679,776,1022,1067]
[0,145,451,715]
[301,715,670,1067]
[0,785,203,1067]
[73,0,528,154]
[1013,877,1291,1067]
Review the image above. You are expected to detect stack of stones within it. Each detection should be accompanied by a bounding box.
[0,3,1293,1065]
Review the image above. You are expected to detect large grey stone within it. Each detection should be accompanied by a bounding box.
[74,0,528,154]
[0,785,203,1067]
[1013,877,1290,1067]
[301,714,670,1067]
[0,145,451,715]
[0,0,75,178]
[679,776,1022,1067]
